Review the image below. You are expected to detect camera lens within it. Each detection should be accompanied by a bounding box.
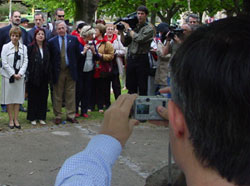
[146,98,150,102]
[162,101,166,107]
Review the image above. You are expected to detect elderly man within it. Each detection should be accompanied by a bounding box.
[28,13,51,43]
[48,20,81,124]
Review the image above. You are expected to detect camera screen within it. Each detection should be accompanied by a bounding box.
[136,104,149,114]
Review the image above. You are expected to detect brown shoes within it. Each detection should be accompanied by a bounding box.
[54,118,62,125]
[66,117,79,123]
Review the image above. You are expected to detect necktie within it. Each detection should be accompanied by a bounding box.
[60,36,66,70]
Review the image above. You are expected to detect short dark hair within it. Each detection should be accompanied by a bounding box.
[137,5,149,15]
[11,11,20,17]
[55,8,64,15]
[170,16,250,185]
[186,13,199,23]
[34,13,44,19]
[95,19,106,25]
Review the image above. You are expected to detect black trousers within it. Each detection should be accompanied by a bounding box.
[126,54,150,95]
[104,73,121,108]
[89,78,105,110]
[75,70,94,114]
[27,81,48,121]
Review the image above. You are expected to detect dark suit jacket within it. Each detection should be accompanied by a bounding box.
[48,34,81,84]
[28,26,52,44]
[0,24,29,54]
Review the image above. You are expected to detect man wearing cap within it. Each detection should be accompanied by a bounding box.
[20,18,29,30]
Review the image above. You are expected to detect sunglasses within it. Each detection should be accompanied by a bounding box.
[57,15,65,18]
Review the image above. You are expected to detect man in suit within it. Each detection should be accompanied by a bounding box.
[48,20,80,124]
[0,11,29,54]
[0,11,28,113]
[28,13,51,43]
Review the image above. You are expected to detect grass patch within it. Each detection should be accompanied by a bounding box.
[0,79,128,131]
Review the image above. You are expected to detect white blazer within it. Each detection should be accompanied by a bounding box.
[1,41,28,79]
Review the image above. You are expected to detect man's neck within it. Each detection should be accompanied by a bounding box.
[11,23,19,27]
[184,158,235,186]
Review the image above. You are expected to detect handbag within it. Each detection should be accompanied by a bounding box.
[148,51,157,76]
[99,60,113,78]
[95,42,113,78]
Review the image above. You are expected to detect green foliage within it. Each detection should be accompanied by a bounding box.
[98,0,244,24]
[0,2,28,21]
[23,0,75,20]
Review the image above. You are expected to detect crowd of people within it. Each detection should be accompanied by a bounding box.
[0,5,249,186]
[55,12,250,186]
[0,7,199,130]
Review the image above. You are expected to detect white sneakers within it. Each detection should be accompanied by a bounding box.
[31,120,46,125]
[39,120,46,125]
[31,121,36,125]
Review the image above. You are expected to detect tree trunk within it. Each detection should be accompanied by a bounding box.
[150,11,156,25]
[74,0,99,24]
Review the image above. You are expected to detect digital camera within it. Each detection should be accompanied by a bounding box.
[131,95,169,121]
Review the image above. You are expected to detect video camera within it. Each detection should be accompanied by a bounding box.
[166,25,184,40]
[114,12,138,31]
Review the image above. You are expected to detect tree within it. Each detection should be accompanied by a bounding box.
[97,0,187,24]
[24,0,98,24]
[0,2,28,21]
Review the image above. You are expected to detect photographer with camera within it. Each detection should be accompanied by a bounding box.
[118,5,154,96]
[74,25,97,118]
[0,27,28,129]
[162,23,192,57]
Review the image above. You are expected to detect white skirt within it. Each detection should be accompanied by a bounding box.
[1,76,25,104]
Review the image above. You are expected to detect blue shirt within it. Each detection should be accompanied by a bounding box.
[58,35,69,66]
[55,134,122,186]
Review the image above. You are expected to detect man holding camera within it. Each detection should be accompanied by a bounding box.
[55,16,250,186]
[119,5,154,95]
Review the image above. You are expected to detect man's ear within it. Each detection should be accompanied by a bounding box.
[168,100,186,138]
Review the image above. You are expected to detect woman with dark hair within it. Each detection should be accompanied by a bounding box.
[27,28,50,125]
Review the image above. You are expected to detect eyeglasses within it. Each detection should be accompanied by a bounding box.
[57,15,65,18]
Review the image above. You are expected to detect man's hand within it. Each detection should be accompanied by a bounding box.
[120,21,130,31]
[100,94,139,147]
[149,87,170,127]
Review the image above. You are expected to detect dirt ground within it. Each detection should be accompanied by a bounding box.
[0,121,170,186]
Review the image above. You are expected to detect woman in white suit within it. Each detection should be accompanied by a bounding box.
[1,27,28,129]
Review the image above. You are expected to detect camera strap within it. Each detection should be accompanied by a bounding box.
[13,51,19,71]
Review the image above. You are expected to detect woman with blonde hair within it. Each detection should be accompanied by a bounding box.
[75,25,97,118]
[1,27,28,129]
